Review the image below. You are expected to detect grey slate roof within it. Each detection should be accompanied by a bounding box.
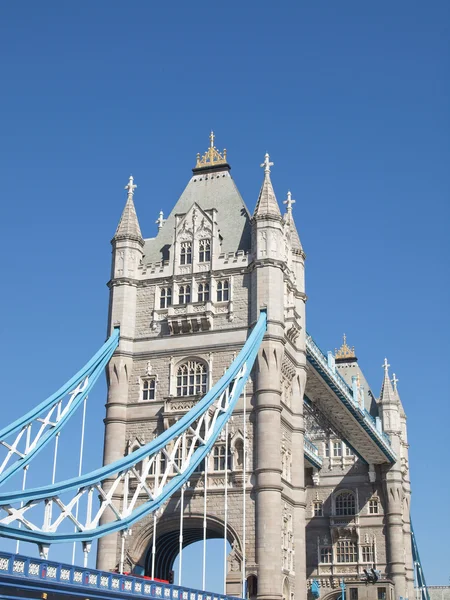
[114,196,143,242]
[143,169,252,263]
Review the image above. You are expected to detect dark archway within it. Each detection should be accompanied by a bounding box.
[144,515,239,581]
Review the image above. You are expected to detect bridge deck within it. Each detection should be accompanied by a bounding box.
[305,334,396,465]
[0,552,241,600]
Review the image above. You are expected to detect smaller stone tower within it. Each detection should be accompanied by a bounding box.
[97,177,144,571]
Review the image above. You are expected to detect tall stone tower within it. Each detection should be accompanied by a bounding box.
[97,135,307,600]
[97,135,413,600]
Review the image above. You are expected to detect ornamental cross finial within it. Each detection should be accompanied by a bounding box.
[125,175,137,198]
[283,190,296,213]
[382,358,390,374]
[155,210,165,231]
[392,373,399,391]
[210,131,215,148]
[260,153,274,176]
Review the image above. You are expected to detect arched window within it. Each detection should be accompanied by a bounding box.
[217,280,229,302]
[198,283,210,302]
[178,285,191,304]
[142,378,156,401]
[335,491,356,516]
[176,361,208,396]
[199,239,211,263]
[180,242,192,265]
[213,444,231,471]
[160,287,172,309]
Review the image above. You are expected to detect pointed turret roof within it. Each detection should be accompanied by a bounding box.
[283,191,304,253]
[114,176,144,244]
[379,358,397,405]
[253,153,282,219]
[392,373,406,418]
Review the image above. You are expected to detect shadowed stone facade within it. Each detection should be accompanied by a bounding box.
[97,138,413,600]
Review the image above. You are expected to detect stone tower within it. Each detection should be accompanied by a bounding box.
[97,136,413,600]
[97,136,307,600]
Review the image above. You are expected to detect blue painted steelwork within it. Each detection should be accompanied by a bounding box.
[0,551,242,600]
[0,313,267,545]
[411,524,430,600]
[305,333,396,463]
[303,437,322,469]
[0,329,120,485]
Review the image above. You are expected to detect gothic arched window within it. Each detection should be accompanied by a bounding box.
[335,491,356,516]
[217,280,229,302]
[198,283,210,302]
[178,285,191,304]
[176,361,208,396]
[180,242,192,265]
[199,239,211,263]
[160,287,172,309]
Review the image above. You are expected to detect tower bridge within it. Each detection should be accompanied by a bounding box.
[0,135,428,600]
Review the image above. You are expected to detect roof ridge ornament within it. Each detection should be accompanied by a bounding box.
[125,175,137,199]
[260,152,274,177]
[283,190,295,214]
[195,131,228,169]
[391,373,399,392]
[335,334,356,360]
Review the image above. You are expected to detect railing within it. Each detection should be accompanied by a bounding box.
[303,437,322,469]
[305,333,395,461]
[0,552,241,600]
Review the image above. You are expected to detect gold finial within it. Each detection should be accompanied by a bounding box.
[195,131,228,169]
[335,333,356,360]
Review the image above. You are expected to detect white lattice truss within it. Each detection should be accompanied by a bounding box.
[0,364,247,545]
[0,378,89,480]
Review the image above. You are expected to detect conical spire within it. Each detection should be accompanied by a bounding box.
[253,153,282,219]
[379,358,397,404]
[392,373,406,417]
[114,176,144,243]
[283,190,303,253]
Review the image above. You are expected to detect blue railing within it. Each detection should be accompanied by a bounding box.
[304,437,322,469]
[0,552,241,600]
[305,333,396,463]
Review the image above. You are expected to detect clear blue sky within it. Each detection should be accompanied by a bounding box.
[1,0,449,589]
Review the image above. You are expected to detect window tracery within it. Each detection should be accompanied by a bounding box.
[198,283,210,302]
[160,287,172,309]
[217,280,229,302]
[180,242,192,265]
[335,491,356,516]
[178,285,191,304]
[176,361,208,396]
[199,239,211,263]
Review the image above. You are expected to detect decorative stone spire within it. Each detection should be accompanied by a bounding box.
[392,373,406,417]
[155,210,165,231]
[253,153,282,219]
[283,190,296,215]
[282,190,303,253]
[379,358,396,404]
[114,176,144,243]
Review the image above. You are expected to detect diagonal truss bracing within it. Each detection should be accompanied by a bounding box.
[0,330,120,486]
[0,312,267,546]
